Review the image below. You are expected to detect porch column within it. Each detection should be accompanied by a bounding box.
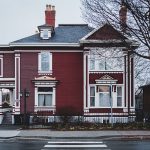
[83,50,89,113]
[0,89,2,108]
[14,53,21,114]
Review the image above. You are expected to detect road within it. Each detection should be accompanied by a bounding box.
[0,138,150,150]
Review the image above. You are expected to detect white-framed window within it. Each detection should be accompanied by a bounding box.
[117,86,123,107]
[98,85,111,107]
[38,87,53,106]
[38,52,52,74]
[89,55,123,71]
[90,86,95,107]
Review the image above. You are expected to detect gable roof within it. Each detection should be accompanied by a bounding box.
[81,24,127,41]
[10,24,93,45]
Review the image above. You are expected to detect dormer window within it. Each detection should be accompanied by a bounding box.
[43,29,49,39]
[38,25,54,40]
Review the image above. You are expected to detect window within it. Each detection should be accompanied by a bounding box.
[43,29,49,39]
[38,87,53,106]
[90,87,95,107]
[98,85,111,107]
[117,86,122,107]
[38,52,52,73]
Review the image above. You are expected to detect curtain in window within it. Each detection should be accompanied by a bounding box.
[45,94,52,106]
[99,93,110,107]
[38,94,44,106]
[38,94,52,106]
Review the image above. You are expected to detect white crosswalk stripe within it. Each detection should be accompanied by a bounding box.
[42,141,111,149]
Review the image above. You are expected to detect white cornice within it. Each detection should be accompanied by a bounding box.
[0,44,9,48]
[9,43,80,47]
[0,78,15,81]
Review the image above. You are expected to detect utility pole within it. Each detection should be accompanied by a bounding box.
[110,85,113,127]
[22,88,30,127]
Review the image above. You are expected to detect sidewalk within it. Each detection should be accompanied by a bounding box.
[1,129,150,139]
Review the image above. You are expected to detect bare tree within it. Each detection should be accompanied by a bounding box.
[81,0,150,91]
[81,0,150,59]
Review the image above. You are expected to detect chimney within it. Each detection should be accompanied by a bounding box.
[119,2,127,32]
[45,4,56,27]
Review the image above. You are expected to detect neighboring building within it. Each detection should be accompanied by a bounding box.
[0,4,138,124]
[140,84,150,113]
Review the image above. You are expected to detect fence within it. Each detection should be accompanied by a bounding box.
[22,111,137,127]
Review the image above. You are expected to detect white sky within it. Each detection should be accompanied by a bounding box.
[0,0,84,44]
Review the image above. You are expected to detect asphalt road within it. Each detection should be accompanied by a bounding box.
[0,138,150,150]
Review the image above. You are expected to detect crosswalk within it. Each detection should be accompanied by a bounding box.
[42,140,111,149]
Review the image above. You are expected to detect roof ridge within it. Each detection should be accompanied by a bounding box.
[59,24,88,26]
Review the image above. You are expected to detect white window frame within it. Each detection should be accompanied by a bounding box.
[89,84,124,108]
[38,51,52,74]
[35,86,56,108]
[90,86,95,107]
[116,86,123,107]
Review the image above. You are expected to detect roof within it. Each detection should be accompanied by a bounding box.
[11,24,93,44]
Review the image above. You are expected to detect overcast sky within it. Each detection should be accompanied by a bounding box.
[0,0,84,44]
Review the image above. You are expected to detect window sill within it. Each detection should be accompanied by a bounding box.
[38,71,52,75]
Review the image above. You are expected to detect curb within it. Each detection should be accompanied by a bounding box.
[1,135,150,141]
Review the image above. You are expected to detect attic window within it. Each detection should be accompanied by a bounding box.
[43,29,49,39]
[40,29,51,39]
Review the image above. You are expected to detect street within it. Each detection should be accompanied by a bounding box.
[0,138,150,150]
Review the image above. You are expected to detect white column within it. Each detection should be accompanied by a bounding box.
[34,87,38,107]
[53,87,56,114]
[0,89,2,108]
[14,53,21,114]
[83,51,89,113]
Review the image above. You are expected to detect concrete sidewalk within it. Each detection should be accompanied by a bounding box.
[1,129,150,139]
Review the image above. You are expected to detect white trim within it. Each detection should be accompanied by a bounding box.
[15,53,20,111]
[0,78,15,81]
[89,71,123,74]
[0,45,9,48]
[14,50,83,53]
[0,55,3,77]
[10,43,80,47]
[0,51,14,54]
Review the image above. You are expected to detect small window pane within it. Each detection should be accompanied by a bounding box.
[97,85,109,92]
[90,87,95,96]
[38,87,53,92]
[117,97,122,107]
[90,97,95,107]
[90,59,95,70]
[117,87,122,96]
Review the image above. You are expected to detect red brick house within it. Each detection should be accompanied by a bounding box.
[0,5,138,124]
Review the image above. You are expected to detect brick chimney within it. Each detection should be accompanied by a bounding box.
[119,2,127,32]
[45,4,56,27]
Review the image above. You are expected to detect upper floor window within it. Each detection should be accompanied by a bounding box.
[38,52,52,74]
[89,49,123,71]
